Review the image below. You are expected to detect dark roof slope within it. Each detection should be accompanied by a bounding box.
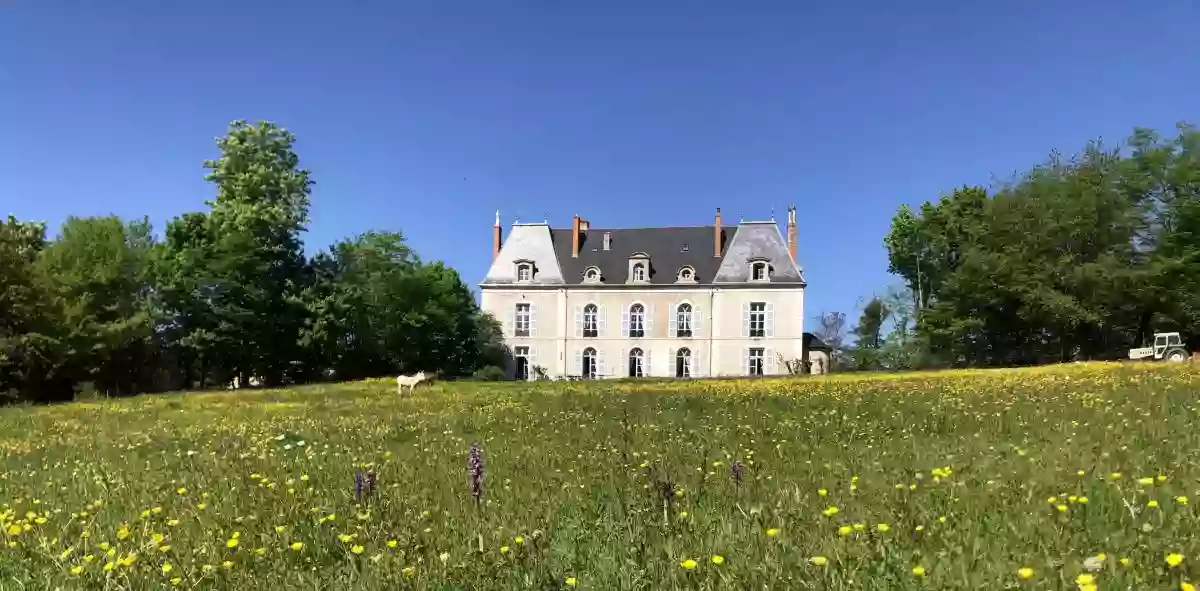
[550,226,730,284]
[804,332,832,351]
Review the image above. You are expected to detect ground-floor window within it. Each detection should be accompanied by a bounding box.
[514,346,529,380]
[748,347,764,376]
[582,347,598,379]
[676,348,692,378]
[628,348,645,378]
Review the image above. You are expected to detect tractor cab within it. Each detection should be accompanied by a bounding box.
[1130,332,1189,362]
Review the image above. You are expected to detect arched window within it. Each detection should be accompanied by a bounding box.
[582,347,598,379]
[584,266,601,282]
[676,303,693,337]
[583,304,599,338]
[676,347,692,378]
[632,262,646,282]
[628,303,645,338]
[677,266,695,282]
[628,347,645,378]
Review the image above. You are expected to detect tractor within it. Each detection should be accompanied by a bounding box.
[1128,332,1190,362]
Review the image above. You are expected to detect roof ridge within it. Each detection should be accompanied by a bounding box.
[550,224,718,231]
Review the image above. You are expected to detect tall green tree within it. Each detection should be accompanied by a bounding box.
[846,296,889,370]
[0,217,60,401]
[35,216,157,395]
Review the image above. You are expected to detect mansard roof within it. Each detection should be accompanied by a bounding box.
[549,226,729,285]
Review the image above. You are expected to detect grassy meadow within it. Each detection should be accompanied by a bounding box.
[1,363,1199,590]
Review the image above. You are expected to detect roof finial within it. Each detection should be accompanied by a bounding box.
[544,213,548,224]
[494,209,500,227]
[771,207,776,222]
[740,212,745,223]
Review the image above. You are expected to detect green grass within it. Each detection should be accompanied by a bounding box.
[1,363,1199,590]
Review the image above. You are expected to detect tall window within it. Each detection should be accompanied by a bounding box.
[629,304,645,338]
[748,347,765,376]
[583,304,599,338]
[517,263,532,281]
[515,303,531,337]
[676,348,692,378]
[749,302,766,337]
[628,348,645,378]
[676,303,693,337]
[751,262,768,281]
[632,263,646,282]
[581,347,598,379]
[514,346,530,381]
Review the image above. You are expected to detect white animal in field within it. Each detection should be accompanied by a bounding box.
[396,371,428,394]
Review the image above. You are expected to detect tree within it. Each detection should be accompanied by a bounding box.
[35,216,157,395]
[0,216,61,401]
[846,296,889,370]
[812,311,847,368]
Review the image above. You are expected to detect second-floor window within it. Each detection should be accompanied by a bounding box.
[583,304,599,337]
[628,304,645,338]
[514,303,532,337]
[748,302,766,337]
[676,303,692,337]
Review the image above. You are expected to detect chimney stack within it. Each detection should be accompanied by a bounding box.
[713,207,723,257]
[572,215,581,258]
[786,205,797,263]
[493,210,502,262]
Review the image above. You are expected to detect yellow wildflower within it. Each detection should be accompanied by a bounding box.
[711,555,724,564]
[810,556,828,566]
[1018,567,1034,580]
[680,559,697,570]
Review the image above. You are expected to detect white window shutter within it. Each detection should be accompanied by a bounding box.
[574,306,582,338]
[668,305,678,336]
[647,304,655,335]
[529,304,538,337]
[619,349,627,377]
[741,347,749,375]
[598,306,608,336]
[510,307,518,337]
[694,349,703,377]
[621,310,630,337]
[645,348,652,376]
[693,309,702,334]
[765,303,775,337]
[766,348,776,374]
[574,349,582,375]
[597,350,606,377]
[741,303,750,338]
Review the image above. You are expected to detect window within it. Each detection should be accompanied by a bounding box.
[677,266,695,282]
[514,346,530,381]
[514,303,531,337]
[584,266,601,282]
[581,347,598,379]
[749,302,766,337]
[751,261,768,281]
[748,347,765,376]
[676,348,692,378]
[628,347,645,378]
[676,303,693,337]
[628,304,645,338]
[583,304,599,338]
[632,263,646,282]
[517,263,533,281]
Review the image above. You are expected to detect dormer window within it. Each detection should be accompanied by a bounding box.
[627,253,651,283]
[583,266,602,283]
[750,261,770,282]
[676,266,696,283]
[516,261,534,282]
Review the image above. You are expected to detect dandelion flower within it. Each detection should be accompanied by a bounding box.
[1177,496,1189,505]
[711,555,724,565]
[162,562,173,575]
[1148,500,1160,508]
[565,576,577,586]
[514,536,525,545]
[226,538,239,549]
[765,528,780,537]
[822,506,839,517]
[387,539,398,548]
[1017,567,1034,580]
[876,523,890,533]
[838,525,853,536]
[1167,553,1185,568]
[70,565,84,576]
[1183,582,1196,591]
[680,559,697,570]
[1076,573,1095,586]
[289,542,303,551]
[351,545,364,555]
[912,565,926,577]
[810,556,828,566]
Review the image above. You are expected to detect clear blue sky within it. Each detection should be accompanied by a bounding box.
[2,1,1197,320]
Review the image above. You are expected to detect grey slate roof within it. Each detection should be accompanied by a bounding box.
[549,226,730,284]
[712,221,804,284]
[804,332,832,351]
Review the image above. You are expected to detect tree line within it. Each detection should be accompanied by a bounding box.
[0,121,506,403]
[834,123,1200,369]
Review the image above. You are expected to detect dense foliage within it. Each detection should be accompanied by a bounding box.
[0,121,504,402]
[1,364,1197,589]
[879,124,1200,367]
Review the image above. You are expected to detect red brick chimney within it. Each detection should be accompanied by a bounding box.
[492,210,503,261]
[786,204,797,263]
[713,207,722,257]
[572,215,580,258]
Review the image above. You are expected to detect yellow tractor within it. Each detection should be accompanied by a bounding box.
[1128,332,1190,362]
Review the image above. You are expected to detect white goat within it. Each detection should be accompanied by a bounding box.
[396,371,428,394]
